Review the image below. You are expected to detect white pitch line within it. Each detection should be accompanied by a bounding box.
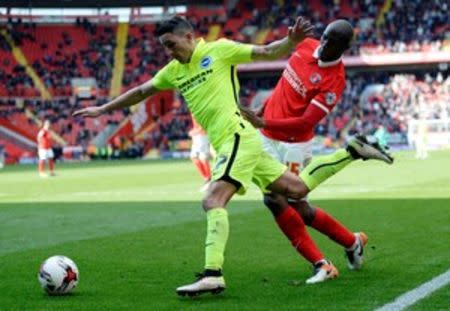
[375,269,450,311]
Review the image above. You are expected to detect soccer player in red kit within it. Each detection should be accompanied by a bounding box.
[189,116,212,191]
[242,20,383,283]
[37,120,55,177]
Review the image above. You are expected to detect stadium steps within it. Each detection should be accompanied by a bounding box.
[0,44,20,96]
[253,29,270,44]
[0,29,52,100]
[206,25,221,42]
[90,124,119,148]
[0,138,28,164]
[376,0,393,27]
[110,22,129,98]
[0,120,36,151]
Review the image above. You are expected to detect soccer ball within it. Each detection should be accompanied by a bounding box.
[38,255,79,295]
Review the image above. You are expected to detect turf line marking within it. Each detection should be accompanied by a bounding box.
[375,269,450,311]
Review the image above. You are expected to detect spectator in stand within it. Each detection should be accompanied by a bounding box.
[37,120,55,177]
[374,124,390,148]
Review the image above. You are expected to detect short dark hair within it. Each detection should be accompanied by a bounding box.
[155,16,194,37]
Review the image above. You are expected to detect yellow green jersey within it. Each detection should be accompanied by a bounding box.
[152,38,254,150]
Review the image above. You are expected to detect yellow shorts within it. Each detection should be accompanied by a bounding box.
[211,126,286,195]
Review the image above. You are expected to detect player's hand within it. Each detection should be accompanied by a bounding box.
[288,17,314,45]
[240,106,266,128]
[255,102,266,117]
[72,106,105,118]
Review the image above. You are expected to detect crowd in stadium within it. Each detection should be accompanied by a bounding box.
[0,0,449,161]
[143,71,449,150]
[1,0,448,96]
[348,73,450,137]
[223,0,449,54]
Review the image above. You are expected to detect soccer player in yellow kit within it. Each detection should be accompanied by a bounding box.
[73,16,392,297]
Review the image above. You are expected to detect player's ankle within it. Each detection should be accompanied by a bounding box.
[203,269,222,277]
[313,259,328,267]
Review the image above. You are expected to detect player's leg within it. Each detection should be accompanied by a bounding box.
[266,134,393,201]
[199,135,211,180]
[48,149,55,176]
[38,148,47,177]
[294,201,367,270]
[253,153,339,284]
[296,135,393,193]
[198,136,212,192]
[176,179,236,297]
[259,136,333,276]
[264,193,328,266]
[199,155,211,181]
[177,131,259,297]
[191,135,209,181]
[281,140,367,270]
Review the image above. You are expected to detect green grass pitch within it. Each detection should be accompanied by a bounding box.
[1,150,449,310]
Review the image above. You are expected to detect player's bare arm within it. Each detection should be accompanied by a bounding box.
[72,79,158,118]
[240,108,266,128]
[251,17,314,61]
[242,100,330,134]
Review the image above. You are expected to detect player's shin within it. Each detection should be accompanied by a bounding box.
[276,206,324,264]
[192,158,207,179]
[49,159,55,173]
[310,207,356,248]
[200,160,211,180]
[205,208,229,271]
[299,149,352,191]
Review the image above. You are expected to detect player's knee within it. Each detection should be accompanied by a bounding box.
[292,201,316,225]
[285,181,309,201]
[202,196,215,211]
[263,194,288,217]
[199,153,209,161]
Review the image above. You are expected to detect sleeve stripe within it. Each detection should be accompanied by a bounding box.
[311,99,330,114]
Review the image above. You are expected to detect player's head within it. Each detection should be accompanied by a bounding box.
[43,120,50,130]
[318,19,354,61]
[156,16,196,64]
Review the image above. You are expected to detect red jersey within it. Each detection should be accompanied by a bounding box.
[261,38,346,142]
[189,115,206,137]
[37,128,52,149]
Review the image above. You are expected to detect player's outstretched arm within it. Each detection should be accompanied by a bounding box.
[241,101,327,135]
[72,79,158,118]
[251,17,314,61]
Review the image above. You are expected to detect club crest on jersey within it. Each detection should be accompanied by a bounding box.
[309,73,321,84]
[325,92,336,105]
[200,56,212,69]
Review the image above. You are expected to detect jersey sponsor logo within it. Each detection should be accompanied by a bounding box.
[178,69,213,93]
[283,64,307,98]
[200,56,212,69]
[309,73,321,84]
[325,92,336,105]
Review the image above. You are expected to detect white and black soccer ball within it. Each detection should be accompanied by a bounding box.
[38,255,79,295]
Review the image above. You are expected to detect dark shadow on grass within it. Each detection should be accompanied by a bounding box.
[41,291,83,299]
